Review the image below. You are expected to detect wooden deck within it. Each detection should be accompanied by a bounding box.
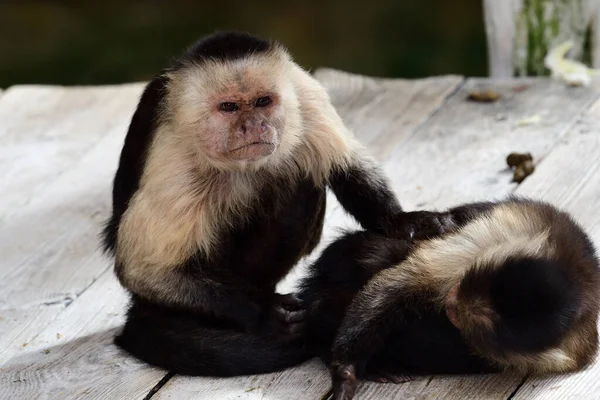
[2,69,600,399]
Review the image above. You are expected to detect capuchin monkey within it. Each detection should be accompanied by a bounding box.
[298,198,600,400]
[101,31,446,377]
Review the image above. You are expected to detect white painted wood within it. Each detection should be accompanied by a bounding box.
[483,0,524,78]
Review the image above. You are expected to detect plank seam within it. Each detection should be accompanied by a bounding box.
[143,372,175,400]
[506,374,529,400]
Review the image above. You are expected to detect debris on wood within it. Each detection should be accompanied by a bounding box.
[506,152,535,183]
[512,84,530,93]
[506,152,533,168]
[516,114,542,126]
[466,89,500,103]
[545,41,599,87]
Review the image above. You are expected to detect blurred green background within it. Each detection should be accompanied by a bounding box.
[0,0,487,87]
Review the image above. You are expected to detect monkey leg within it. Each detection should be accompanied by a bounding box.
[115,298,311,377]
[329,268,421,399]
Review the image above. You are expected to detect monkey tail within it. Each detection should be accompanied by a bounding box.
[115,300,311,377]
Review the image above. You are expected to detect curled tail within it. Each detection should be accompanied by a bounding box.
[115,299,311,376]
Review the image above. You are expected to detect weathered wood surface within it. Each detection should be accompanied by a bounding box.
[1,70,600,400]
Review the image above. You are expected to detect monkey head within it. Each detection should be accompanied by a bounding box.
[445,256,581,360]
[163,40,302,171]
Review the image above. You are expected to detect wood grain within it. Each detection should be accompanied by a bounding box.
[0,84,143,363]
[0,273,165,400]
[3,72,600,399]
[0,84,144,223]
[314,68,463,160]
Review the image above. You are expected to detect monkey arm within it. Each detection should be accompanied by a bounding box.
[327,156,402,232]
[446,201,496,227]
[327,155,448,239]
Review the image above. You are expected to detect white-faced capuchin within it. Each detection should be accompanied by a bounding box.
[101,31,446,377]
[298,198,600,400]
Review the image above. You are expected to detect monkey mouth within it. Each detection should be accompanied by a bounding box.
[230,141,275,152]
[229,141,276,159]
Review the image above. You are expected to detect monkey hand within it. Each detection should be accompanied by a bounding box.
[261,293,306,343]
[331,363,358,400]
[387,211,457,241]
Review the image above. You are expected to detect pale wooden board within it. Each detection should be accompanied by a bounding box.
[0,84,145,224]
[3,73,599,400]
[0,272,166,400]
[0,85,144,363]
[506,98,600,400]
[314,68,463,161]
[0,70,463,399]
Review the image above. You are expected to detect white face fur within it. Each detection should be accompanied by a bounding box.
[164,50,302,172]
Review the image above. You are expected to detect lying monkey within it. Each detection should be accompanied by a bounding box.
[299,197,600,400]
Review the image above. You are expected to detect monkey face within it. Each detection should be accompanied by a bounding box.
[166,52,301,171]
[207,90,284,163]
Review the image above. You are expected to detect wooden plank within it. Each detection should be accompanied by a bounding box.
[156,77,600,399]
[385,78,600,212]
[0,86,143,363]
[0,84,144,224]
[314,68,463,160]
[0,272,166,400]
[0,85,143,306]
[507,98,600,400]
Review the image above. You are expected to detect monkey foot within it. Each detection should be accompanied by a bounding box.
[264,293,306,343]
[331,363,358,400]
[364,370,414,384]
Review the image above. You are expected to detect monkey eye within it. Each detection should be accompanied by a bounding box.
[219,102,239,112]
[255,96,272,108]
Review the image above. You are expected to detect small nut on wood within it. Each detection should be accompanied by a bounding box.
[512,161,535,183]
[467,90,501,103]
[506,152,533,168]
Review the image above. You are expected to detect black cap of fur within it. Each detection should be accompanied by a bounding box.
[461,257,580,354]
[174,31,273,68]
